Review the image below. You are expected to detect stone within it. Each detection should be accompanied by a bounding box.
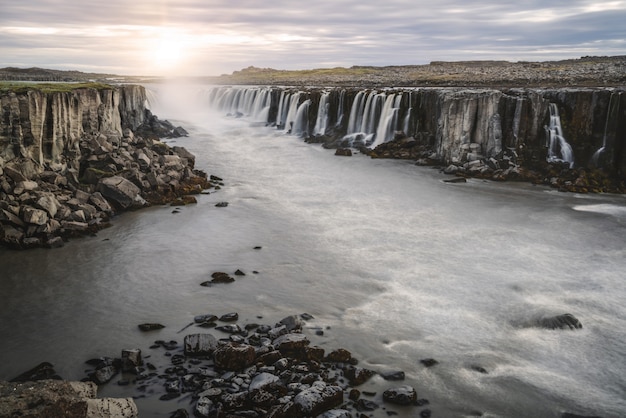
[213,342,256,370]
[211,272,235,283]
[383,385,418,405]
[184,333,218,356]
[249,372,281,391]
[11,362,60,382]
[277,315,303,332]
[138,323,165,331]
[380,370,405,381]
[293,382,343,416]
[22,207,49,225]
[538,313,583,330]
[273,333,310,353]
[344,366,375,386]
[317,409,352,418]
[215,202,228,207]
[324,348,352,363]
[0,380,137,418]
[97,176,146,209]
[35,194,60,218]
[219,312,239,322]
[335,148,352,156]
[121,349,142,372]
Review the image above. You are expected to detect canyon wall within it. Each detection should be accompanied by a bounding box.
[207,86,626,180]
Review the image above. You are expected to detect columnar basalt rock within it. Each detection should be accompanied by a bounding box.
[0,85,215,249]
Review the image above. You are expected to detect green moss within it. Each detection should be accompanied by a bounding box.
[0,82,114,94]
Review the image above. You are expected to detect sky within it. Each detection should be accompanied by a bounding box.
[1,0,625,77]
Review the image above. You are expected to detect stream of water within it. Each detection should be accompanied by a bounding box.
[1,83,625,417]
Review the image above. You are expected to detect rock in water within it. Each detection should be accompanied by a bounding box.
[184,333,218,356]
[539,313,583,330]
[97,176,146,209]
[213,342,256,370]
[383,385,418,405]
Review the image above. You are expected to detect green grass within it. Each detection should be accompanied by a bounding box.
[0,81,114,94]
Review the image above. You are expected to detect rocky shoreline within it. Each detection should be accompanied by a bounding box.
[0,84,218,249]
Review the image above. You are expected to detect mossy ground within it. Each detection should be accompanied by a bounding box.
[0,82,114,94]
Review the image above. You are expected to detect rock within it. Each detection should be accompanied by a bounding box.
[317,409,353,418]
[420,358,439,367]
[293,382,343,416]
[184,333,218,356]
[11,362,60,382]
[138,323,165,331]
[443,176,467,183]
[538,313,583,330]
[355,398,379,411]
[97,176,146,209]
[219,312,239,322]
[344,366,375,386]
[324,348,352,363]
[22,207,49,225]
[92,365,117,385]
[335,148,352,156]
[380,370,405,381]
[121,349,142,372]
[215,201,228,207]
[249,372,281,391]
[211,272,235,283]
[273,333,310,353]
[194,314,218,324]
[383,385,418,405]
[213,342,256,370]
[0,380,138,418]
[277,315,303,332]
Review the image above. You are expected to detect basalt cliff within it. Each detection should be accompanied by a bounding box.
[0,84,213,249]
[206,85,626,192]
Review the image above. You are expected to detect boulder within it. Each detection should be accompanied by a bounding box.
[22,207,49,225]
[249,372,281,391]
[97,176,145,209]
[293,382,343,416]
[538,313,583,330]
[213,342,256,370]
[0,380,138,418]
[184,333,218,356]
[383,385,418,405]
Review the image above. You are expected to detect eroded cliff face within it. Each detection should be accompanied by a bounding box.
[0,84,213,249]
[0,85,146,175]
[208,86,626,184]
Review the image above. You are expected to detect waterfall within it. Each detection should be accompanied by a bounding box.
[347,91,366,134]
[281,92,302,132]
[591,91,621,168]
[313,92,330,136]
[545,103,574,168]
[402,107,412,137]
[513,97,523,141]
[371,93,401,148]
[292,99,311,137]
[336,89,346,127]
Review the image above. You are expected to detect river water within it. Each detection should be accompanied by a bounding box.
[1,83,625,417]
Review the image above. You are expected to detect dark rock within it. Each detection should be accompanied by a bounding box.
[349,388,361,400]
[138,323,165,332]
[420,358,439,367]
[300,313,314,320]
[293,382,343,416]
[539,313,583,330]
[273,333,310,353]
[211,272,235,283]
[383,385,418,405]
[234,269,246,276]
[215,202,228,207]
[121,349,142,372]
[220,312,239,322]
[344,366,375,386]
[277,315,303,332]
[183,333,218,356]
[471,365,488,374]
[335,148,352,156]
[97,175,146,209]
[443,176,467,183]
[92,365,117,385]
[10,362,60,382]
[380,370,405,381]
[325,348,352,363]
[213,342,256,370]
[194,314,218,324]
[355,398,379,411]
[249,372,281,391]
[216,324,243,334]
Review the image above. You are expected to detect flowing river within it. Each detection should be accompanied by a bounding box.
[1,83,625,417]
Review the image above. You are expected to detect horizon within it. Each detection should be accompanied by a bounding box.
[1,1,625,77]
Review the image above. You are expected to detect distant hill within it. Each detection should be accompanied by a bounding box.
[3,55,625,87]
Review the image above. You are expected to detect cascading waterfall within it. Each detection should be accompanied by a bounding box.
[371,93,403,148]
[591,91,621,168]
[347,91,366,134]
[313,92,330,136]
[335,89,346,127]
[545,103,574,168]
[279,92,302,133]
[292,99,311,137]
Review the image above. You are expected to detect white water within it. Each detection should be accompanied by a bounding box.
[1,83,625,417]
[546,103,575,168]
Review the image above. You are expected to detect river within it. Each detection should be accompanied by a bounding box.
[1,83,625,417]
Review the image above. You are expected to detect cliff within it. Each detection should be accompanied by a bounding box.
[0,84,213,249]
[208,85,626,192]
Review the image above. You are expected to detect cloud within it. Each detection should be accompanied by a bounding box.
[1,0,624,76]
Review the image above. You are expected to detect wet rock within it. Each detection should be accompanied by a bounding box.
[383,385,418,405]
[420,358,439,367]
[138,323,165,332]
[194,314,218,324]
[277,315,303,332]
[344,366,375,386]
[249,372,281,391]
[273,333,310,354]
[121,349,142,372]
[380,370,405,381]
[211,272,235,283]
[215,202,228,207]
[355,398,379,411]
[538,313,583,330]
[324,348,352,363]
[10,362,60,382]
[220,312,239,322]
[184,333,218,356]
[213,342,256,370]
[293,382,343,416]
[335,148,352,156]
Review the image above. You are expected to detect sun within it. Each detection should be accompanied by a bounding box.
[146,32,189,75]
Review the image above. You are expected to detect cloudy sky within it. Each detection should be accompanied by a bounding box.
[1,0,625,76]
